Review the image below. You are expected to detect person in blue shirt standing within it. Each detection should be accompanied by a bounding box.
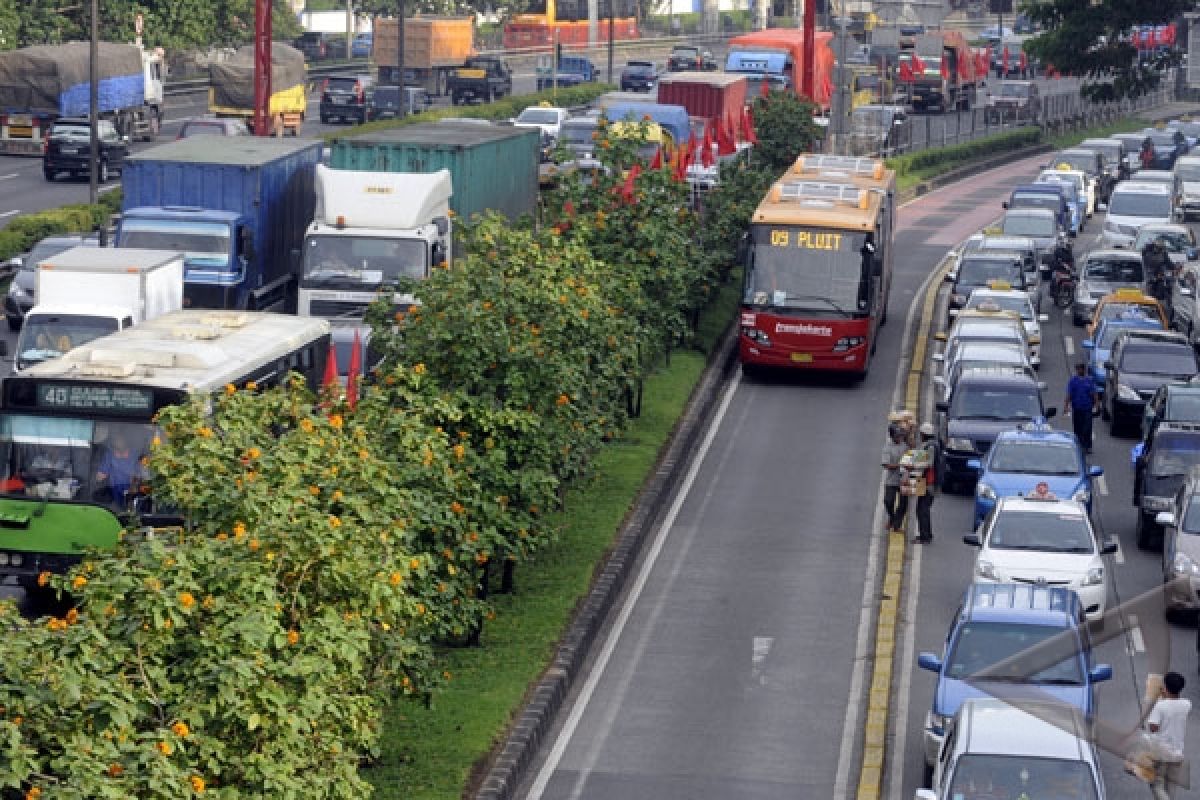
[1064,362,1099,454]
[95,428,142,503]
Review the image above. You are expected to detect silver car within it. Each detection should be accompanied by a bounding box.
[1157,465,1200,612]
[1101,181,1176,249]
[1174,154,1200,220]
[1072,248,1145,326]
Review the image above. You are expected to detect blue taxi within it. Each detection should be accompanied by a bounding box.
[1082,312,1164,398]
[968,422,1103,527]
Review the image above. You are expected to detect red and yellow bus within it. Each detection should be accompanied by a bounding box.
[739,155,895,377]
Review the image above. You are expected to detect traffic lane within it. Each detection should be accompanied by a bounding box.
[515,150,1062,800]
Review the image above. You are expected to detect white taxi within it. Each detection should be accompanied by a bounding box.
[958,283,1048,366]
[1037,165,1096,218]
[963,493,1117,616]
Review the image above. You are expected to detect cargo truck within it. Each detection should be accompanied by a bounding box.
[116,137,321,313]
[656,73,747,141]
[373,16,475,96]
[328,121,539,221]
[900,30,979,113]
[11,247,184,373]
[298,165,451,362]
[208,44,307,136]
[0,41,165,155]
[724,29,834,111]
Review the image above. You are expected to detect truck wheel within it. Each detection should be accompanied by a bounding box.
[144,108,160,141]
[42,167,54,182]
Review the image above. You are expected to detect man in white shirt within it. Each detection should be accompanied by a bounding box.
[1147,671,1191,799]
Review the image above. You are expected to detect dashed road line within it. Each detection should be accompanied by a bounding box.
[1128,614,1146,653]
[0,209,19,218]
[1114,543,1125,565]
[1095,474,1108,497]
[1063,336,1074,356]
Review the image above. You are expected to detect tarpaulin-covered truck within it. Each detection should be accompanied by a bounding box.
[723,29,834,111]
[901,30,979,113]
[373,16,475,96]
[656,73,747,141]
[208,44,307,136]
[0,41,165,155]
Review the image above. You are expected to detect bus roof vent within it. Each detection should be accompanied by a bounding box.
[776,181,868,209]
[793,155,885,180]
[168,324,223,341]
[200,312,250,329]
[87,348,177,370]
[78,359,140,379]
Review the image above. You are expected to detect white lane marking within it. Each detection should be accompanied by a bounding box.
[833,247,949,799]
[888,492,924,796]
[0,209,19,218]
[523,372,742,800]
[751,636,774,686]
[1129,614,1146,653]
[1114,543,1125,565]
[1064,336,1074,356]
[1095,475,1108,497]
[0,173,18,181]
[98,184,119,194]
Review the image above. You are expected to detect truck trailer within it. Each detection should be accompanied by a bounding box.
[208,44,307,136]
[372,16,475,96]
[116,137,321,313]
[724,29,834,111]
[0,41,165,155]
[900,30,980,113]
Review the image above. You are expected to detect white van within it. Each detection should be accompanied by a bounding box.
[1102,181,1176,248]
[1174,154,1200,220]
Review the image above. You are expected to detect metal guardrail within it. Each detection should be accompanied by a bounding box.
[164,59,373,96]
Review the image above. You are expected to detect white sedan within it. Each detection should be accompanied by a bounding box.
[964,494,1117,616]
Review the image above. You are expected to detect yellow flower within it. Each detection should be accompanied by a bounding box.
[65,608,78,625]
[190,775,206,794]
[331,489,343,502]
[25,788,40,800]
[416,603,427,615]
[245,381,257,391]
[197,427,213,438]
[224,383,236,396]
[443,670,453,680]
[309,485,320,496]
[151,435,162,449]
[287,629,300,646]
[413,363,426,375]
[248,538,260,552]
[179,592,195,610]
[171,721,190,738]
[299,418,315,433]
[104,603,116,616]
[452,444,465,461]
[556,393,570,406]
[409,557,421,570]
[389,571,403,587]
[437,581,447,593]
[233,521,247,539]
[245,447,261,460]
[36,571,50,587]
[215,532,228,541]
[328,516,341,529]
[71,575,87,590]
[450,501,466,515]
[329,414,343,430]
[155,740,173,756]
[447,564,457,576]
[107,763,124,777]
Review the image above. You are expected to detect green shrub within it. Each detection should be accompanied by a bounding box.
[887,127,1042,178]
[0,190,121,262]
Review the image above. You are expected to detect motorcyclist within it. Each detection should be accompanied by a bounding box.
[1143,238,1173,306]
[1050,240,1076,305]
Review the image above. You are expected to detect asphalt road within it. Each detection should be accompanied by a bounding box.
[513,151,1200,799]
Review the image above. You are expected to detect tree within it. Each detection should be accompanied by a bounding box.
[1021,0,1191,101]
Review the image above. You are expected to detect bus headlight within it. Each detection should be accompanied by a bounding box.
[9,553,21,567]
[741,327,771,347]
[832,336,865,352]
[0,553,9,566]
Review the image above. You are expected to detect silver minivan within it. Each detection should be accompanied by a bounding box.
[1101,181,1176,249]
[1174,154,1200,220]
[1078,136,1128,182]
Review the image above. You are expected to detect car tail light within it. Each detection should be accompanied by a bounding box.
[321,78,329,94]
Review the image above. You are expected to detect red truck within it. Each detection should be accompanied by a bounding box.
[656,73,748,141]
[724,29,834,111]
[900,30,979,113]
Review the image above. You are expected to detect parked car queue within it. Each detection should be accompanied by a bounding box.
[914,117,1200,798]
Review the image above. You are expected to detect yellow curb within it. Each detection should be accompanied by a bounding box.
[855,253,950,799]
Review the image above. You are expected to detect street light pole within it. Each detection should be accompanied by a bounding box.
[88,0,98,205]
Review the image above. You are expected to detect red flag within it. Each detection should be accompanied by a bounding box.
[898,59,913,82]
[1001,45,1010,74]
[716,115,736,155]
[1018,50,1027,72]
[346,328,362,411]
[322,340,339,389]
[700,121,714,168]
[939,57,949,80]
[742,106,757,145]
[649,146,663,170]
[760,78,770,98]
[563,199,575,217]
[618,163,640,203]
[673,132,696,181]
[911,53,926,74]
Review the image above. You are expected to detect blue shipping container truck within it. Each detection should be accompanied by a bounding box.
[117,137,321,312]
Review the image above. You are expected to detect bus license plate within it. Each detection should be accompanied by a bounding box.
[791,353,813,363]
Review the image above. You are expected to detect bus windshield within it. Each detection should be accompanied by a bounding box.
[17,315,120,371]
[745,225,871,316]
[0,414,153,511]
[303,235,429,284]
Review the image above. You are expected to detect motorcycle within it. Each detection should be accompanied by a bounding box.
[1051,258,1077,309]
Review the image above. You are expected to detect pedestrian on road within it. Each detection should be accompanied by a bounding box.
[882,425,910,534]
[1064,362,1099,454]
[913,422,938,544]
[1146,672,1191,799]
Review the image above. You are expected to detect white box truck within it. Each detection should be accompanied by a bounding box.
[298,164,452,373]
[11,247,184,372]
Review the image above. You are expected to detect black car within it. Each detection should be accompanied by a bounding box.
[42,117,128,183]
[667,46,717,72]
[1104,330,1199,435]
[294,32,347,61]
[368,85,405,120]
[620,60,659,91]
[946,251,1027,321]
[1142,381,1200,442]
[1134,421,1200,548]
[936,370,1055,491]
[4,233,101,330]
[320,74,374,124]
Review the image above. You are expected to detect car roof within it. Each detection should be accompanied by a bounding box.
[953,369,1039,388]
[994,494,1087,515]
[955,342,1028,359]
[994,424,1075,446]
[1116,329,1189,346]
[959,250,1023,262]
[1139,223,1190,234]
[968,288,1032,303]
[1113,181,1171,194]
[1059,148,1099,158]
[963,583,1081,624]
[1004,207,1055,218]
[1084,248,1142,261]
[956,699,1094,760]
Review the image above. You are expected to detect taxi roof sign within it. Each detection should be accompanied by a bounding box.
[1056,162,1073,171]
[1113,288,1151,299]
[987,279,1012,290]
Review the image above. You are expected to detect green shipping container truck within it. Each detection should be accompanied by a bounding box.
[327,121,540,221]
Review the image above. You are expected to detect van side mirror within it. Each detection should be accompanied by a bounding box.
[434,216,450,235]
[963,533,982,546]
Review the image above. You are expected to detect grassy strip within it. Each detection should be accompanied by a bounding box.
[365,270,741,799]
[0,189,122,263]
[1043,116,1148,150]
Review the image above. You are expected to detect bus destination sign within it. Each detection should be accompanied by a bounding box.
[36,384,154,414]
[769,230,845,250]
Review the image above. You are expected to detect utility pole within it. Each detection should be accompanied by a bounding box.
[346,0,354,63]
[801,0,815,100]
[88,0,98,204]
[253,0,272,136]
[397,0,405,91]
[607,0,614,83]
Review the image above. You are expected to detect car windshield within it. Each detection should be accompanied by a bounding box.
[1010,192,1061,212]
[1135,230,1193,252]
[947,621,1084,683]
[326,79,360,92]
[626,62,654,74]
[1109,191,1171,217]
[989,441,1080,475]
[967,295,1031,320]
[1165,391,1200,422]
[560,124,596,145]
[27,240,87,266]
[947,754,1099,800]
[1176,164,1200,181]
[1148,132,1179,147]
[999,83,1029,97]
[950,386,1042,420]
[988,509,1093,552]
[303,235,428,283]
[17,315,119,369]
[1002,214,1055,237]
[673,47,699,57]
[959,258,1022,287]
[51,124,90,140]
[1183,499,1200,533]
[1098,320,1156,348]
[1096,305,1159,330]
[1150,434,1200,477]
[1084,258,1143,282]
[1119,344,1198,375]
[1055,154,1096,174]
[517,109,560,125]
